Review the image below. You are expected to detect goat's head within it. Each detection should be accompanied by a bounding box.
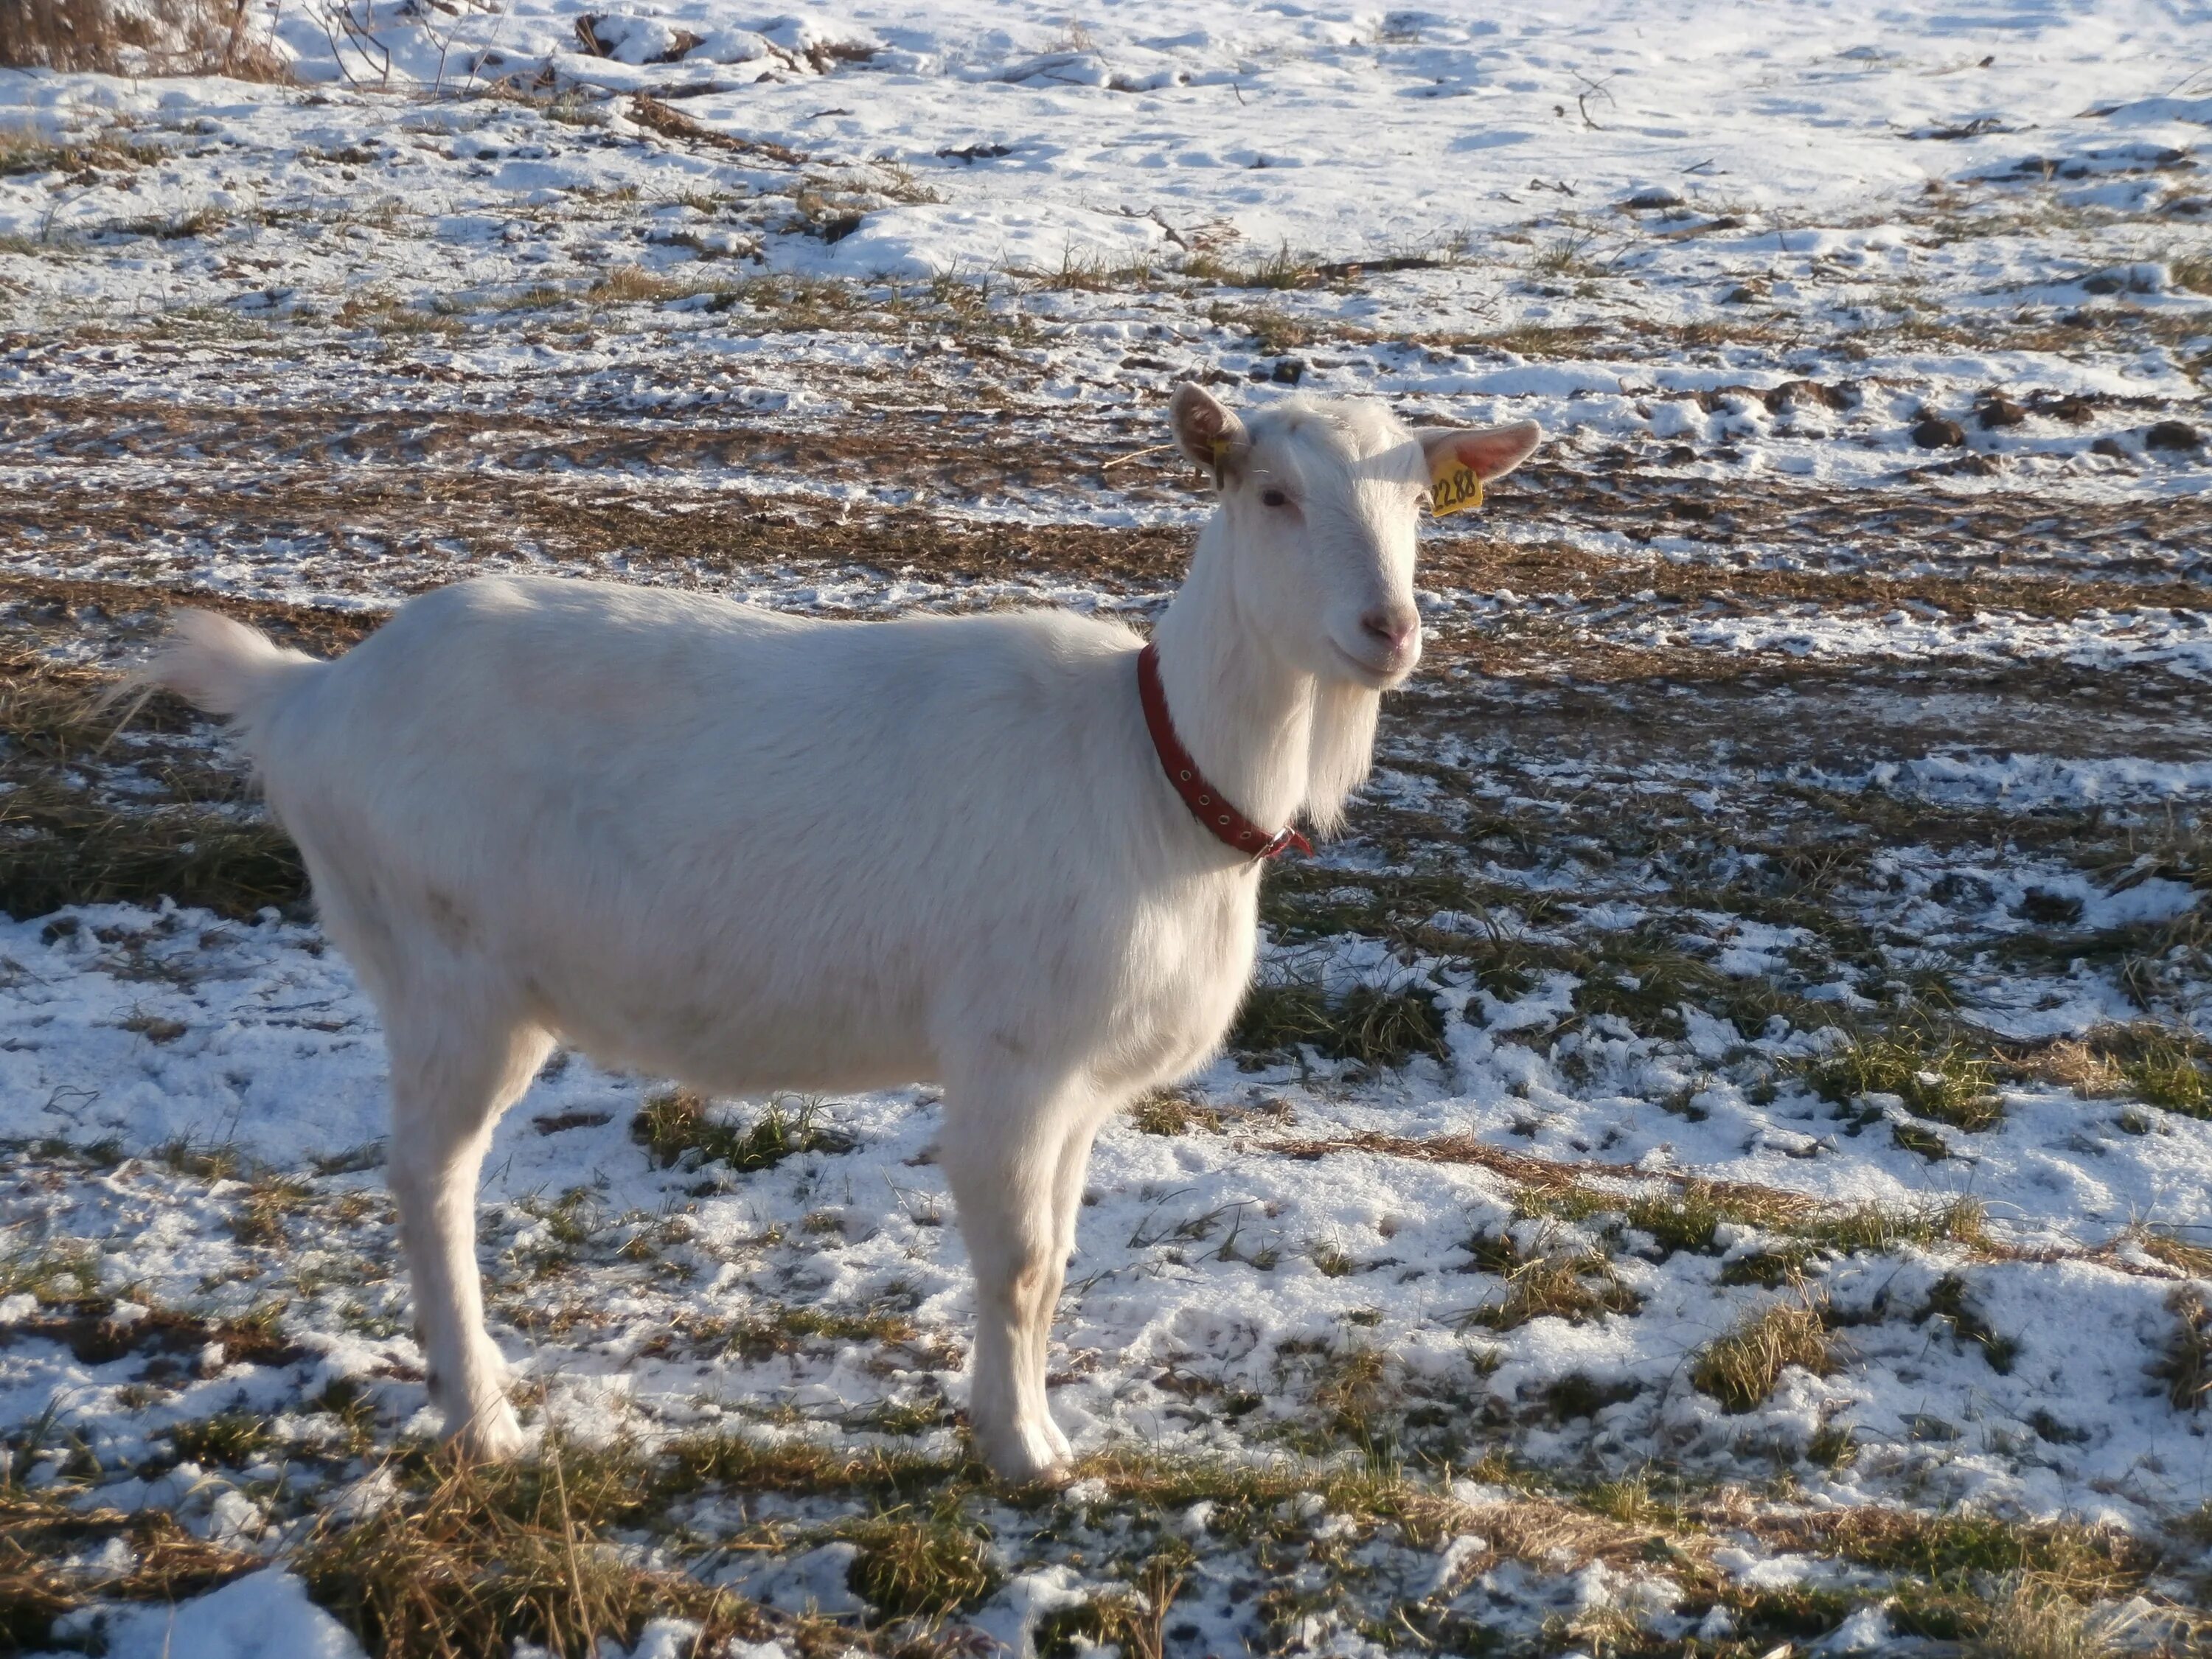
[1170,385,1541,689]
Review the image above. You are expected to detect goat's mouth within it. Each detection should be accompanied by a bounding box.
[1329,638,1418,688]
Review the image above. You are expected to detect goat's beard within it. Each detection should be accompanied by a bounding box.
[1301,676,1381,838]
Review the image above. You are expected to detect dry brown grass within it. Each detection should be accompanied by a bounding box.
[1691,1300,1834,1411]
[587,264,689,306]
[1969,1573,2132,1659]
[2151,1289,2212,1411]
[0,1485,263,1652]
[2136,1228,2212,1279]
[1756,1506,2154,1607]
[838,1508,998,1621]
[0,651,306,921]
[1463,1251,1642,1332]
[0,0,289,79]
[293,1439,771,1659]
[1127,1086,1221,1136]
[2020,1039,2127,1098]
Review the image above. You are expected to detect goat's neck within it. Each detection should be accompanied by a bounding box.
[1150,525,1375,841]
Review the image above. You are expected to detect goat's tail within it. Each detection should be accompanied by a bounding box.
[131,608,322,745]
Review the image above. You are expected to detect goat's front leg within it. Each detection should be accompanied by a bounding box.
[940,1075,1094,1484]
[1034,1118,1103,1465]
[384,1009,551,1461]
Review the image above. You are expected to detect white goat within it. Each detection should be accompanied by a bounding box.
[144,388,1539,1482]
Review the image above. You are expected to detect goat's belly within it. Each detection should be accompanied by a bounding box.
[535,973,936,1096]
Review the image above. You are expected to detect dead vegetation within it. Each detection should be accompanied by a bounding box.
[293,1439,768,1659]
[1691,1299,1834,1411]
[0,1484,262,1652]
[0,649,305,920]
[2151,1289,2212,1411]
[0,0,289,80]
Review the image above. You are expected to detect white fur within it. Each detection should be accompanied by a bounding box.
[139,392,1539,1481]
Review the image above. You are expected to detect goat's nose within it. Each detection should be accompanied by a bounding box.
[1360,606,1420,656]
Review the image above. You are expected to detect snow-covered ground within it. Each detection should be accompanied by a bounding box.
[4,4,2211,1655]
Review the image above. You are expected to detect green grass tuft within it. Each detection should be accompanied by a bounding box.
[630,1091,853,1174]
[1809,1034,2004,1131]
[1231,979,1449,1069]
[1691,1301,1833,1412]
[841,1506,999,1620]
[166,1410,278,1467]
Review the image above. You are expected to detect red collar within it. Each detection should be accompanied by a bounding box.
[1137,643,1312,862]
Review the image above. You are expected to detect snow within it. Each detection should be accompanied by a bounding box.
[1,0,2209,1650]
[46,1569,366,1659]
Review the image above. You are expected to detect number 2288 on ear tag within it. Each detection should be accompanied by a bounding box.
[1430,458,1484,517]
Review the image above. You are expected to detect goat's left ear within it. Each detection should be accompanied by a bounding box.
[1170,383,1247,481]
[1419,420,1543,486]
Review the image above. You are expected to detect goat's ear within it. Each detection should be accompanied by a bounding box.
[1419,420,1543,485]
[1170,383,1246,481]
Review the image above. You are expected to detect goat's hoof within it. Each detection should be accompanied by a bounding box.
[446,1401,528,1463]
[976,1424,1071,1488]
[997,1455,1073,1490]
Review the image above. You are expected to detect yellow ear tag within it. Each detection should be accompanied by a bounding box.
[1430,454,1484,517]
[1210,434,1229,472]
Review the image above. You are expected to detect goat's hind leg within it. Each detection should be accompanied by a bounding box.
[383,997,552,1460]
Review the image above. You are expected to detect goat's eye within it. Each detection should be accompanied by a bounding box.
[1260,488,1290,508]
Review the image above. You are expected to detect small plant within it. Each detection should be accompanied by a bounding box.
[1624,1183,1722,1256]
[1182,242,1317,290]
[1969,1572,2132,1659]
[2023,1039,2125,1098]
[841,1507,998,1620]
[1040,1547,1192,1659]
[2137,1228,2212,1278]
[1464,1253,1641,1332]
[0,0,290,79]
[1893,1120,1952,1161]
[588,264,686,306]
[155,1135,243,1181]
[0,1239,100,1307]
[1691,1300,1832,1412]
[1309,1242,1357,1279]
[119,205,229,240]
[1129,1088,1220,1136]
[2151,1288,2211,1411]
[1016,248,1152,291]
[1808,1196,1990,1254]
[1528,226,1620,279]
[1720,1245,1814,1288]
[1231,979,1449,1070]
[630,1091,852,1174]
[712,1303,917,1361]
[1809,1034,2004,1130]
[167,1411,276,1467]
[1919,1275,2017,1374]
[233,1172,312,1247]
[296,1436,753,1658]
[1310,1346,1392,1435]
[1809,1421,1860,1469]
[2115,1032,2210,1118]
